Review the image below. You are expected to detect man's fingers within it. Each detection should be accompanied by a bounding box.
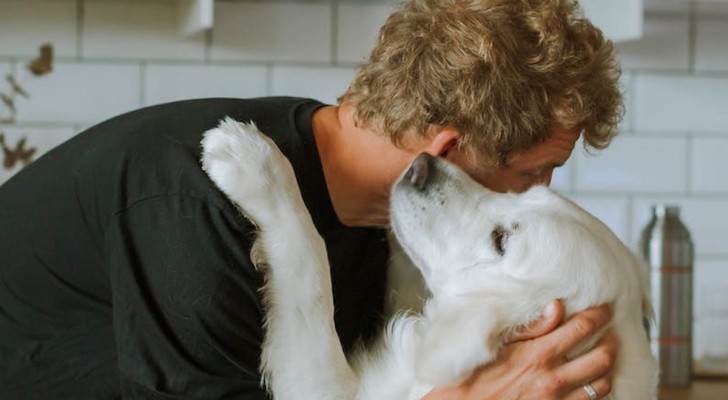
[553,332,618,391]
[562,374,613,400]
[542,304,612,358]
[509,300,564,342]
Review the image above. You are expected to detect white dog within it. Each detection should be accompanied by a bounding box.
[201,118,658,400]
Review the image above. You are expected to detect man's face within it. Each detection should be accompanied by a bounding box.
[449,125,582,193]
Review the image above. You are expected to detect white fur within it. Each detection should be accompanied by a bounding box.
[202,118,356,400]
[201,119,658,400]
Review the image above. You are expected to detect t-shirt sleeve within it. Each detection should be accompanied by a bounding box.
[106,194,270,400]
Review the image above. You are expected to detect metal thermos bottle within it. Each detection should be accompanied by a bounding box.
[639,205,694,387]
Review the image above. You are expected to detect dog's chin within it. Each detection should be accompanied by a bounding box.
[390,213,426,272]
[390,196,434,286]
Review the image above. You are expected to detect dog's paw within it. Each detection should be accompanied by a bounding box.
[201,118,298,224]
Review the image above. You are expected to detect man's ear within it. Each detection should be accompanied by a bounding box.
[424,127,460,158]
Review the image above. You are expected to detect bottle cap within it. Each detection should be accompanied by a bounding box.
[653,204,680,218]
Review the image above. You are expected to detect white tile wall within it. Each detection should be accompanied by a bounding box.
[695,260,728,319]
[0,126,76,183]
[550,161,572,193]
[691,138,728,193]
[634,74,728,134]
[615,14,691,71]
[0,0,77,58]
[13,61,141,125]
[694,258,728,364]
[144,64,268,106]
[575,136,688,193]
[694,319,728,364]
[211,2,332,63]
[619,73,634,133]
[337,4,394,64]
[570,195,631,244]
[695,19,728,72]
[270,65,356,105]
[0,0,726,364]
[83,1,206,61]
[0,62,13,121]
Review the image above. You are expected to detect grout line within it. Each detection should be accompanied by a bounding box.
[626,194,635,250]
[686,136,693,195]
[622,68,728,78]
[627,70,636,134]
[569,151,577,194]
[688,1,697,74]
[77,0,84,61]
[139,62,146,107]
[204,21,212,63]
[330,0,339,65]
[14,57,361,69]
[265,62,273,96]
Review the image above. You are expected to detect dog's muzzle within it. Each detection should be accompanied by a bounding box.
[403,153,435,191]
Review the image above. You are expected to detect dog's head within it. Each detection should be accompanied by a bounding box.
[391,153,623,297]
[390,153,646,385]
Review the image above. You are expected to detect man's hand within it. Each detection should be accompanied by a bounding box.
[423,301,617,400]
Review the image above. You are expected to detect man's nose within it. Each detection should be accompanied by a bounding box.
[404,153,434,190]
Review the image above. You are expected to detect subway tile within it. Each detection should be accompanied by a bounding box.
[0,126,76,185]
[694,259,728,319]
[12,62,141,125]
[211,2,332,63]
[691,138,728,193]
[270,65,357,105]
[0,62,13,122]
[619,73,634,133]
[697,2,728,16]
[575,136,687,193]
[632,197,728,257]
[550,161,572,193]
[0,0,77,58]
[695,18,728,72]
[634,75,728,134]
[144,64,267,107]
[643,0,690,15]
[83,1,205,61]
[694,318,728,369]
[615,15,690,71]
[569,195,631,245]
[337,4,394,64]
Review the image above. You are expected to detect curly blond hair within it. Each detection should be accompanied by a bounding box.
[339,0,623,166]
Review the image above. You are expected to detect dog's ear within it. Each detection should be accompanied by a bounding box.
[415,303,502,387]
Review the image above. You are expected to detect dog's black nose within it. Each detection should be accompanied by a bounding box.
[404,153,432,190]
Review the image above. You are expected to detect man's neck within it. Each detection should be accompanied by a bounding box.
[311,104,416,228]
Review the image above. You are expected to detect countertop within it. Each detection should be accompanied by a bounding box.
[659,380,728,400]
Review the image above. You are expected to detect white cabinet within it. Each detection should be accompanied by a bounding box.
[176,0,213,36]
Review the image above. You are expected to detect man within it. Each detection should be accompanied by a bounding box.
[0,0,623,399]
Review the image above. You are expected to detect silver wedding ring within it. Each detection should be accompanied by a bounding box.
[583,383,598,400]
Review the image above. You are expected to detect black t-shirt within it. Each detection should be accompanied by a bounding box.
[0,97,389,399]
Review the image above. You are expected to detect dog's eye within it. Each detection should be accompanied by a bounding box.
[491,225,508,256]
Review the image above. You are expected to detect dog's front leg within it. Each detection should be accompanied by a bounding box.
[201,119,356,400]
